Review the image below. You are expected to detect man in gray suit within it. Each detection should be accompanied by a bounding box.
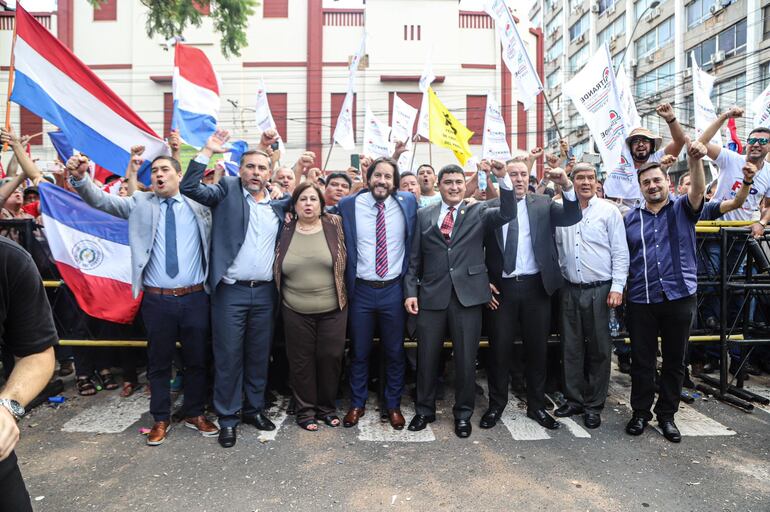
[180,130,291,448]
[404,160,515,438]
[65,147,218,447]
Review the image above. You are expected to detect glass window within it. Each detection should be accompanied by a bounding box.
[634,61,674,100]
[658,17,673,45]
[765,5,770,40]
[687,0,717,29]
[634,18,673,58]
[713,73,746,111]
[546,38,564,61]
[547,70,562,88]
[569,14,588,41]
[635,0,667,19]
[598,15,625,46]
[546,11,563,35]
[597,0,618,14]
[569,45,589,73]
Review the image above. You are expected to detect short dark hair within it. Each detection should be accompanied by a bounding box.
[748,127,770,139]
[326,172,352,189]
[400,171,417,179]
[637,162,666,183]
[678,171,691,186]
[416,164,435,174]
[291,181,325,215]
[239,150,270,167]
[150,156,182,174]
[366,157,400,188]
[437,164,465,183]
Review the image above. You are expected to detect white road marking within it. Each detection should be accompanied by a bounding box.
[357,401,435,442]
[257,394,290,441]
[561,417,592,438]
[62,393,150,434]
[499,396,551,441]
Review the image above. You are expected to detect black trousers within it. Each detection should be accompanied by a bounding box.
[0,452,32,512]
[487,275,551,413]
[627,295,696,421]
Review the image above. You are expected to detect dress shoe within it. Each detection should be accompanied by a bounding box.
[583,412,601,429]
[702,359,719,374]
[617,353,632,374]
[343,407,365,428]
[479,407,503,429]
[388,409,405,430]
[554,403,584,418]
[242,412,276,431]
[218,426,236,448]
[147,421,171,446]
[184,415,219,437]
[527,409,560,430]
[407,414,435,431]
[658,420,681,443]
[625,415,648,436]
[454,419,472,438]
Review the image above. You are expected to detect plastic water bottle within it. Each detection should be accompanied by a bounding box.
[609,308,620,337]
[478,170,487,192]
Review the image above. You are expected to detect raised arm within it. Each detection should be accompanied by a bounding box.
[686,139,707,212]
[292,151,315,186]
[67,155,135,219]
[719,162,757,215]
[656,103,686,157]
[698,106,743,160]
[480,160,516,228]
[545,166,581,227]
[0,128,43,184]
[124,145,144,196]
[179,129,231,207]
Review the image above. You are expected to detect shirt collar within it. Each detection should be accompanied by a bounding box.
[160,192,184,203]
[441,201,459,213]
[638,193,675,213]
[242,186,270,204]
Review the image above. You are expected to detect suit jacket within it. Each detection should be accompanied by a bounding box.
[335,189,418,297]
[71,174,212,298]
[484,192,581,296]
[273,214,347,310]
[180,158,291,291]
[405,186,516,310]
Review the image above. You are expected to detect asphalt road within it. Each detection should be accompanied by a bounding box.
[12,368,770,512]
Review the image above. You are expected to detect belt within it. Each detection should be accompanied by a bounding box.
[505,273,540,282]
[234,280,271,288]
[567,279,612,289]
[144,283,204,297]
[356,277,400,289]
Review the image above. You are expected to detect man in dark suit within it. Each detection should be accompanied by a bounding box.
[480,158,581,430]
[404,160,515,438]
[335,157,418,430]
[180,130,291,448]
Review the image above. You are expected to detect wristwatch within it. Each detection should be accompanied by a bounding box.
[0,399,24,421]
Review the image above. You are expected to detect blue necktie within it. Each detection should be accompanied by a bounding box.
[164,199,178,278]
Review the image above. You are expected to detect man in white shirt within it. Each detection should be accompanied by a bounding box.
[554,163,629,429]
[417,164,442,207]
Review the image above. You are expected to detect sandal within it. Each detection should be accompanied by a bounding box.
[297,419,319,431]
[120,381,137,398]
[316,414,341,427]
[76,376,97,396]
[58,360,74,377]
[99,371,119,391]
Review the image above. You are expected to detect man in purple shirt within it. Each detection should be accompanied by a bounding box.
[623,140,707,443]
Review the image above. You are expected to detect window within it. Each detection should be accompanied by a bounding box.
[634,60,674,100]
[546,127,558,145]
[597,15,625,46]
[263,0,288,18]
[569,111,582,131]
[267,93,288,142]
[597,0,619,15]
[635,17,673,58]
[686,0,716,29]
[93,0,117,21]
[573,140,589,157]
[546,38,563,62]
[545,11,563,36]
[569,0,583,12]
[20,107,42,146]
[690,20,746,67]
[712,73,746,112]
[403,25,421,41]
[466,95,487,145]
[163,92,173,139]
[330,93,357,143]
[569,44,589,73]
[569,14,588,41]
[635,0,666,19]
[547,69,562,88]
[763,63,770,93]
[765,5,770,40]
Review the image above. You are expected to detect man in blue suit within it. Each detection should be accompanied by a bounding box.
[336,156,418,430]
[180,130,291,448]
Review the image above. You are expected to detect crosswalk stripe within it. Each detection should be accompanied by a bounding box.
[357,401,435,442]
[499,396,551,441]
[259,395,289,441]
[561,417,592,438]
[62,393,150,434]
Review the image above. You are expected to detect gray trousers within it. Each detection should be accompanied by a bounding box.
[559,282,613,413]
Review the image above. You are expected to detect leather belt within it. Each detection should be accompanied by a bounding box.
[144,283,204,297]
[567,279,612,289]
[505,273,540,282]
[234,280,271,288]
[356,277,400,289]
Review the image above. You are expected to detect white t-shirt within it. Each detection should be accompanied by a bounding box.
[712,148,770,221]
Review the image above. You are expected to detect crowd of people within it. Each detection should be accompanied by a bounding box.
[0,102,769,457]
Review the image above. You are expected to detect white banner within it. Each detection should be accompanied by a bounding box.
[391,93,418,144]
[416,56,435,140]
[347,33,367,91]
[691,52,722,147]
[481,93,512,161]
[363,105,392,159]
[254,78,285,153]
[484,0,543,111]
[563,44,638,199]
[751,83,770,129]
[333,91,356,151]
[616,67,641,131]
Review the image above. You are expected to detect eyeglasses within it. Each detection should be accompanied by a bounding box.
[747,137,770,146]
[630,138,652,146]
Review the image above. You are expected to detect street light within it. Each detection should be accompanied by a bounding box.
[616,0,661,70]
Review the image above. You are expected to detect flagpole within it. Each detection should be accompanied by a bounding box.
[543,94,564,142]
[323,143,334,172]
[3,12,18,152]
[409,137,420,171]
[428,141,432,166]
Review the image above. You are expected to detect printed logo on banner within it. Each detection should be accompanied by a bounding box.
[72,239,105,271]
[579,69,612,113]
[600,109,625,150]
[608,162,636,184]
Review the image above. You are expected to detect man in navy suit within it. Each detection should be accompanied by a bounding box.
[336,157,418,430]
[180,130,291,448]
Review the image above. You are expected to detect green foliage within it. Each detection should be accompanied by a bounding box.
[88,0,258,58]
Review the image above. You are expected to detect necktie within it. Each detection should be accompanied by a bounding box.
[503,220,518,275]
[375,202,388,278]
[440,206,455,242]
[164,199,179,278]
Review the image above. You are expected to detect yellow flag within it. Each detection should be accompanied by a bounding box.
[427,87,474,165]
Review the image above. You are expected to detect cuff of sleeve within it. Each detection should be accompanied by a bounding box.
[610,283,625,294]
[562,188,576,201]
[194,154,211,165]
[498,173,513,190]
[69,176,87,188]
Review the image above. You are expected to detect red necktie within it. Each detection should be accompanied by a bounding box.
[440,206,455,242]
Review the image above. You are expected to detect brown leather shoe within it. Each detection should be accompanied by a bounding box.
[388,408,405,430]
[147,421,171,446]
[184,415,219,437]
[343,407,365,428]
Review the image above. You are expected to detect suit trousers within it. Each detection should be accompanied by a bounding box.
[416,290,482,420]
[487,275,551,413]
[212,281,276,427]
[141,290,210,422]
[559,282,613,413]
[0,453,31,512]
[348,281,406,409]
[627,295,696,421]
[282,305,347,423]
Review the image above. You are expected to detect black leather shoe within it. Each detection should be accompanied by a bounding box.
[554,403,584,418]
[527,409,560,430]
[583,412,601,429]
[218,426,236,448]
[454,419,472,438]
[618,354,632,374]
[625,416,648,436]
[479,407,503,429]
[658,420,681,443]
[242,412,276,431]
[407,414,435,432]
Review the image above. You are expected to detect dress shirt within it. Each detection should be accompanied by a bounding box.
[555,195,629,294]
[419,193,443,208]
[223,187,279,283]
[355,193,406,280]
[625,194,702,304]
[144,193,205,289]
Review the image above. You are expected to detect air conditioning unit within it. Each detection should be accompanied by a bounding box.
[646,53,655,63]
[709,4,724,15]
[576,33,586,43]
[630,58,638,68]
[607,4,616,15]
[683,68,692,78]
[712,50,726,64]
[549,26,559,37]
[576,127,585,136]
[645,6,661,22]
[608,38,617,50]
[591,4,600,12]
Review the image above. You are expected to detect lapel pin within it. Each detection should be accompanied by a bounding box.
[460,210,465,215]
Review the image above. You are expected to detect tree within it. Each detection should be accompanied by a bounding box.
[89,0,258,58]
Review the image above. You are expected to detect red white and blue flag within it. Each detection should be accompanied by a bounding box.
[172,43,220,148]
[10,3,168,185]
[38,183,141,324]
